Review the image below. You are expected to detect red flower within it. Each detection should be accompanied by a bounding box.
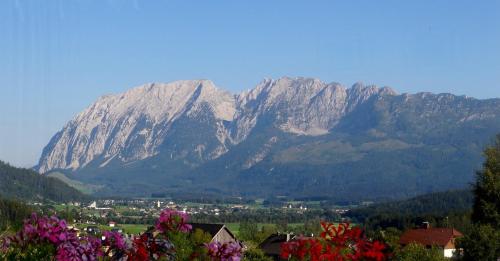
[363,241,386,261]
[281,222,388,261]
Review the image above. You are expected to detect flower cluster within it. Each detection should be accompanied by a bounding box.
[281,222,387,261]
[122,234,174,261]
[103,231,126,251]
[205,241,243,261]
[102,230,128,259]
[1,209,246,261]
[2,213,102,261]
[155,209,192,234]
[56,235,102,261]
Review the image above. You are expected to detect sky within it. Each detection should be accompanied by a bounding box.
[0,0,499,167]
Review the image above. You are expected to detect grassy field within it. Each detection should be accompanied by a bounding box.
[225,223,305,237]
[73,223,149,235]
[120,224,149,234]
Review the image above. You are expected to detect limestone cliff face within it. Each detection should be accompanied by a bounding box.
[37,76,499,183]
[37,80,236,173]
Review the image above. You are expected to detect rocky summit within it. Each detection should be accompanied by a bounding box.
[36,77,500,200]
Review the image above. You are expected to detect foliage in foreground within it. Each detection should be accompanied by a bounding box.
[0,209,243,261]
[458,134,500,261]
[281,222,387,261]
[393,243,446,261]
[1,208,392,260]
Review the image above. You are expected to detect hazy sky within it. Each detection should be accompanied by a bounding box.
[1,0,499,167]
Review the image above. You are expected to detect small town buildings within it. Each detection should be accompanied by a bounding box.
[88,201,97,209]
[190,223,238,244]
[108,221,116,227]
[399,223,463,258]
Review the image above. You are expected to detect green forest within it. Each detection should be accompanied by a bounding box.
[0,161,87,202]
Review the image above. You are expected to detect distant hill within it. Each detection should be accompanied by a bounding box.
[348,189,473,220]
[0,161,87,202]
[47,171,103,195]
[346,189,473,231]
[35,78,500,200]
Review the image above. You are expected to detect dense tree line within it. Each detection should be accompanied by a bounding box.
[346,189,473,233]
[0,197,33,232]
[348,189,473,219]
[191,208,340,224]
[0,161,87,202]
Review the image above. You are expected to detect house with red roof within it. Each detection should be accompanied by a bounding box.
[399,223,463,258]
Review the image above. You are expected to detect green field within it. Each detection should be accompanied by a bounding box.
[73,223,149,235]
[120,224,149,234]
[225,223,305,237]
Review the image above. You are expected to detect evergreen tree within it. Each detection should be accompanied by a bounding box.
[472,134,500,229]
[459,224,500,261]
[471,134,500,228]
[460,134,500,261]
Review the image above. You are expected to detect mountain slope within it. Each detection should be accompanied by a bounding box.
[344,189,474,232]
[37,80,235,173]
[0,161,87,202]
[36,77,500,200]
[347,189,473,222]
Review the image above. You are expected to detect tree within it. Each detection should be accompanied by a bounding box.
[394,243,447,261]
[471,134,500,228]
[168,228,212,260]
[243,248,273,261]
[371,227,402,255]
[460,134,500,261]
[0,197,33,231]
[276,219,288,232]
[239,222,259,242]
[459,224,500,261]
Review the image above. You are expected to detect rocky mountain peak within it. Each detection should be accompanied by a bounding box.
[37,77,498,177]
[38,78,408,173]
[37,80,236,173]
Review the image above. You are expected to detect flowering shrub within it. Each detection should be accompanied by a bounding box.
[122,233,176,261]
[281,222,387,261]
[205,241,243,261]
[0,213,102,260]
[0,209,225,261]
[155,209,192,234]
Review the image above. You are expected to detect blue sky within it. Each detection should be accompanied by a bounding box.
[1,0,499,167]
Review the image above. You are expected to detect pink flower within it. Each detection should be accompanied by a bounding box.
[155,209,192,234]
[205,242,243,261]
[3,213,102,261]
[103,231,126,250]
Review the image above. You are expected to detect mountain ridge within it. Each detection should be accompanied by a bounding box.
[38,77,403,173]
[36,77,500,200]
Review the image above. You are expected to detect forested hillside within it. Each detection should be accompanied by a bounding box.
[346,189,473,232]
[0,161,87,202]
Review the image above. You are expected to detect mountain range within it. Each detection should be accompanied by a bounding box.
[36,77,500,200]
